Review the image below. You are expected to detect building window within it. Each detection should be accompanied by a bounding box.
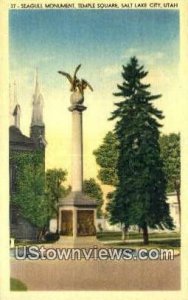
[10,164,17,193]
[10,210,18,225]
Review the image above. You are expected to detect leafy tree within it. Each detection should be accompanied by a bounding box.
[160,133,180,224]
[108,57,174,244]
[159,133,180,192]
[45,168,70,231]
[93,131,119,186]
[11,151,49,236]
[83,178,104,218]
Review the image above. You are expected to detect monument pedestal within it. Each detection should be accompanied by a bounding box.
[58,191,98,247]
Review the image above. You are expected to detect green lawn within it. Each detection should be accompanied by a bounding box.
[97,231,180,251]
[97,231,180,241]
[10,278,27,291]
[109,238,180,250]
[13,231,180,250]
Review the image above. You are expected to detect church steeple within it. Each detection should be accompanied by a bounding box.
[31,69,44,126]
[12,81,21,129]
[30,70,46,148]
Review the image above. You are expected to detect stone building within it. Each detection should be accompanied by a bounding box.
[167,192,180,230]
[9,74,46,240]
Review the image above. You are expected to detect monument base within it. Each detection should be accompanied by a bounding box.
[58,191,98,248]
[55,236,100,248]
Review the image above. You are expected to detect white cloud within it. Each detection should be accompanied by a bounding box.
[103,48,167,80]
[103,64,121,76]
[122,47,165,67]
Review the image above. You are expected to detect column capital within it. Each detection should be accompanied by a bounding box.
[68,104,87,112]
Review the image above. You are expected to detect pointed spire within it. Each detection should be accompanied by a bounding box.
[9,83,14,125]
[9,83,13,113]
[12,81,21,129]
[13,80,17,105]
[9,83,12,105]
[31,69,44,126]
[34,67,40,97]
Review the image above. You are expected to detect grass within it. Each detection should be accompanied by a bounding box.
[97,231,180,241]
[97,231,180,251]
[14,238,55,246]
[10,278,27,291]
[109,238,180,249]
[13,231,180,250]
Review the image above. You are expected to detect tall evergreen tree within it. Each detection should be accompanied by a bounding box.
[108,57,174,244]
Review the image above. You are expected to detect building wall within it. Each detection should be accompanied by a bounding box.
[9,127,45,240]
[95,193,180,232]
[167,192,180,230]
[10,204,38,240]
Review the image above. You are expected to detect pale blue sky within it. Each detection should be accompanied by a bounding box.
[10,9,179,89]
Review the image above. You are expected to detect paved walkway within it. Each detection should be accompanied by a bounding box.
[11,256,180,290]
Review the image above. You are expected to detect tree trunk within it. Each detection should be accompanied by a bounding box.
[56,210,59,234]
[142,223,149,245]
[176,188,181,228]
[36,229,41,241]
[122,225,129,241]
[37,226,46,241]
[175,180,181,229]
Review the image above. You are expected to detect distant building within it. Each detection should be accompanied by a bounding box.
[167,192,180,230]
[9,73,46,240]
[96,193,180,232]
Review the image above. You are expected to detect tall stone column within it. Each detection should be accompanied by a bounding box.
[69,104,86,192]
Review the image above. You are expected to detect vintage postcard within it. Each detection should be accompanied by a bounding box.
[0,0,188,299]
